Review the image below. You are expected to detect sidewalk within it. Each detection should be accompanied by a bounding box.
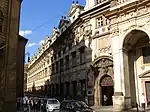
[91,106,150,112]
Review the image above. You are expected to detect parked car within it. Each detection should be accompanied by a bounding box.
[60,100,95,112]
[46,98,60,112]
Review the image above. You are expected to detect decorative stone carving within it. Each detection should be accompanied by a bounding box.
[83,29,92,47]
[111,5,150,25]
[93,57,113,75]
[98,46,111,54]
[111,27,119,37]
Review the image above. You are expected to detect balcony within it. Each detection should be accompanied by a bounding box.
[111,0,138,10]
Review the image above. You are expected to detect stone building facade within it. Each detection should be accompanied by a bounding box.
[0,0,27,112]
[27,0,150,111]
[27,36,52,95]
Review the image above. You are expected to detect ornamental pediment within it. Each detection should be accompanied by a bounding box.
[139,70,150,78]
[92,56,113,68]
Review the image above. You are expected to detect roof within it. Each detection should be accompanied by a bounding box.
[58,19,69,29]
[18,35,28,44]
[68,4,84,17]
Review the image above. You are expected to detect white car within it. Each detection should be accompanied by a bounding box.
[46,98,60,112]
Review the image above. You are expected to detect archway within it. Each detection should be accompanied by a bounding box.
[91,56,114,106]
[100,75,114,106]
[122,29,150,107]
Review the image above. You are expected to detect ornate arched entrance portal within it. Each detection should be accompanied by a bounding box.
[100,75,114,106]
[91,56,114,106]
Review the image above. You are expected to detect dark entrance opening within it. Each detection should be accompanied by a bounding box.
[145,81,150,106]
[100,75,114,106]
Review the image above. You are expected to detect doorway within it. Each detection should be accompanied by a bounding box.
[145,81,150,106]
[100,75,114,106]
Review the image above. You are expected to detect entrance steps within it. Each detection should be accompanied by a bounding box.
[91,106,150,112]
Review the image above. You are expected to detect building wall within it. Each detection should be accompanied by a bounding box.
[27,0,150,111]
[0,0,24,112]
[16,36,28,98]
[27,37,52,93]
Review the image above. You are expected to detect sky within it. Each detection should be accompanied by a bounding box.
[19,0,85,62]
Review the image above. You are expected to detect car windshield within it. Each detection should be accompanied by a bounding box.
[74,101,88,108]
[48,100,59,104]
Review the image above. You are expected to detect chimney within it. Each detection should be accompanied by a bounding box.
[76,1,79,5]
[64,16,66,19]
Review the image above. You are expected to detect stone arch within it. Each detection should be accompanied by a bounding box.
[120,26,150,49]
[120,28,150,107]
[91,55,114,106]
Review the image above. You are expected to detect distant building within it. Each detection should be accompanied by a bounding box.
[24,64,28,92]
[0,0,27,111]
[27,36,52,95]
[27,0,150,111]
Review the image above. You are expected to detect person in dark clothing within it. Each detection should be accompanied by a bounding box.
[37,100,41,111]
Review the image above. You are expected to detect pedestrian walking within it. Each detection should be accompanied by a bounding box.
[141,93,146,112]
[104,95,108,106]
[23,95,29,112]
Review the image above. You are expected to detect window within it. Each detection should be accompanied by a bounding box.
[58,50,61,57]
[142,46,150,64]
[80,25,84,36]
[54,54,57,60]
[65,55,69,70]
[73,16,75,19]
[51,57,53,63]
[68,43,72,49]
[97,16,104,28]
[52,64,54,73]
[47,59,49,64]
[0,10,3,32]
[56,61,59,72]
[79,46,85,64]
[45,68,47,77]
[60,59,64,71]
[72,51,76,67]
[63,48,66,54]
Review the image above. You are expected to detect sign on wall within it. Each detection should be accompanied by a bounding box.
[87,70,94,88]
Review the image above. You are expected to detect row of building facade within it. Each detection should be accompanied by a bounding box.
[26,0,150,111]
